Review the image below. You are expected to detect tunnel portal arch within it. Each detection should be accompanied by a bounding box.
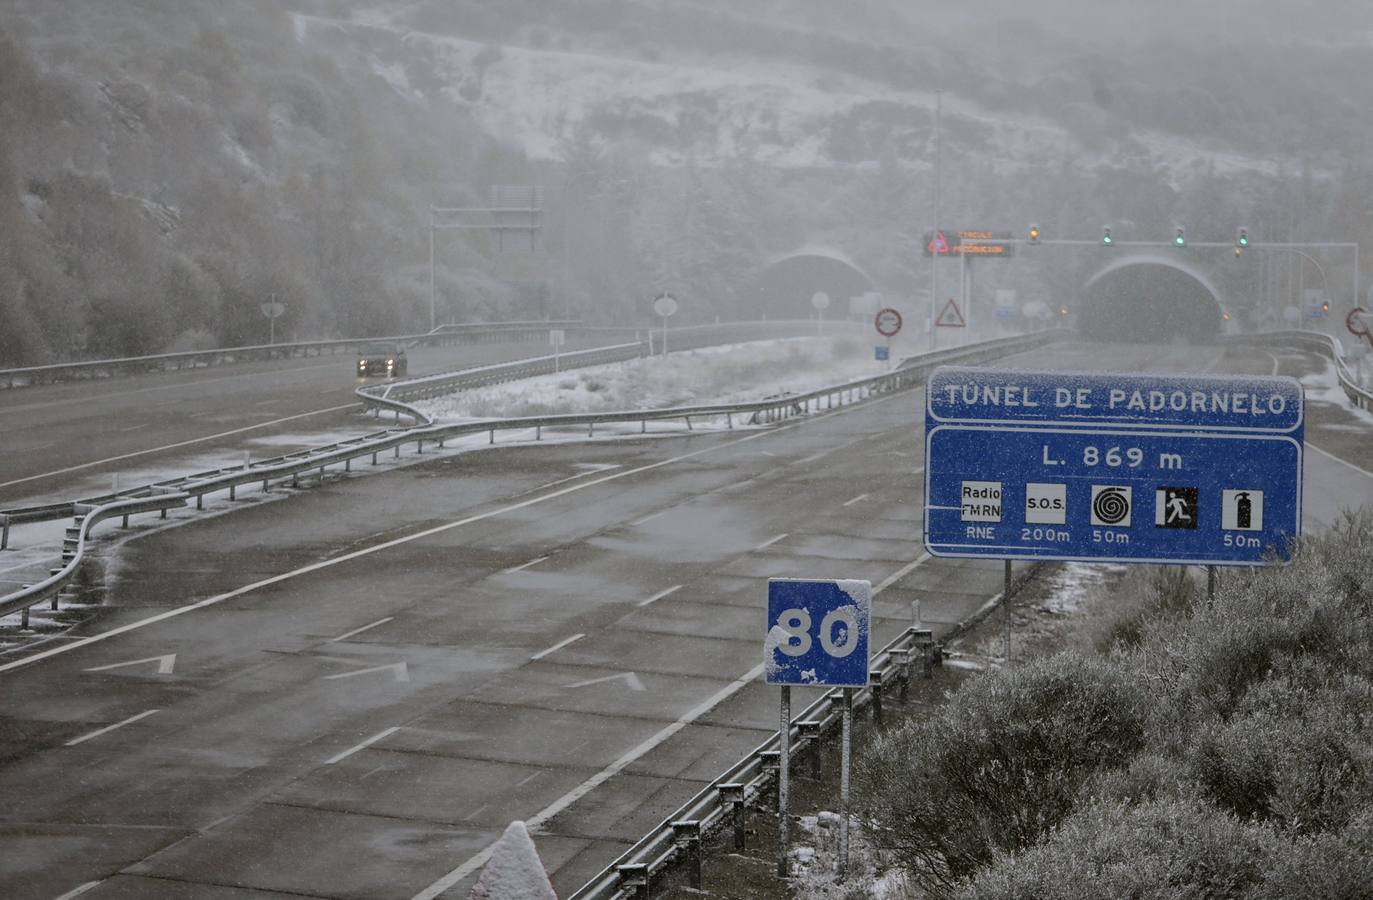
[1079,255,1225,342]
[747,248,880,320]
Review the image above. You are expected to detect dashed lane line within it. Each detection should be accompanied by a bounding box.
[530,634,585,661]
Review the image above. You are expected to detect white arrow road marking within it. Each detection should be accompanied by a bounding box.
[83,654,176,675]
[65,709,160,747]
[324,662,409,682]
[566,671,645,691]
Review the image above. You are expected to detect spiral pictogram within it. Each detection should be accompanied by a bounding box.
[1093,487,1130,525]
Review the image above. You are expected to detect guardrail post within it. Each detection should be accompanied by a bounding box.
[671,820,702,889]
[22,604,29,628]
[797,719,824,780]
[726,412,732,429]
[393,445,400,459]
[718,782,747,850]
[913,629,935,678]
[1,516,9,551]
[616,862,650,900]
[588,421,595,437]
[345,458,351,472]
[196,494,204,510]
[890,648,911,704]
[684,415,692,431]
[416,440,422,454]
[371,451,378,465]
[229,485,236,501]
[121,513,129,528]
[489,429,495,445]
[869,668,885,725]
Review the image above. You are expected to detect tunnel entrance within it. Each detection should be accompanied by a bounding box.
[1079,257,1224,343]
[746,250,879,320]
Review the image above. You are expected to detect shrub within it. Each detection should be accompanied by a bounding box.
[958,798,1277,900]
[1188,665,1373,833]
[854,653,1146,896]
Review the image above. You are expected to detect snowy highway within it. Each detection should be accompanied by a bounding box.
[0,334,614,506]
[1,339,1372,899]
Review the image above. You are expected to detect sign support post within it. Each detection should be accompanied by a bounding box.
[1003,559,1012,663]
[765,578,870,885]
[778,685,791,877]
[838,687,853,882]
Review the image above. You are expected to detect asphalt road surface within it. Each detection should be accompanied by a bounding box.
[0,334,615,506]
[1,339,1370,899]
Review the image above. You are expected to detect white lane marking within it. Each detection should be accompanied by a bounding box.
[1307,442,1373,481]
[1265,352,1281,376]
[83,654,176,675]
[518,771,543,786]
[64,709,160,747]
[842,493,869,507]
[503,556,549,575]
[411,543,934,900]
[51,881,102,900]
[324,662,409,683]
[118,424,148,432]
[330,617,394,642]
[324,726,401,765]
[875,553,932,594]
[0,404,358,491]
[796,451,828,465]
[531,633,584,661]
[630,510,666,526]
[0,393,899,677]
[566,671,645,691]
[637,584,682,607]
[755,533,788,550]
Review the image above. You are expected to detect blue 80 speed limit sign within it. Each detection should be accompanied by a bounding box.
[765,579,871,687]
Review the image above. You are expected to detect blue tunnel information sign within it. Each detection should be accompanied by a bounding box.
[924,367,1304,565]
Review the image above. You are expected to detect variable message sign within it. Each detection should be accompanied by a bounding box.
[924,368,1303,565]
[765,579,870,687]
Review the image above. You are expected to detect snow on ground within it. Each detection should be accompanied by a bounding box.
[414,336,884,421]
[1302,360,1373,428]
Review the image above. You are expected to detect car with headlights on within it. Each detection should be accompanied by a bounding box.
[356,343,408,377]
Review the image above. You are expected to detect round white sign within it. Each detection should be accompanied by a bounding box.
[874,307,903,337]
[811,291,831,311]
[260,302,286,319]
[653,294,678,317]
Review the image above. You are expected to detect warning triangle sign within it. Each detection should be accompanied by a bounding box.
[935,297,966,327]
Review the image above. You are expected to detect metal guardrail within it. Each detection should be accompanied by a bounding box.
[0,330,1058,627]
[568,561,1045,900]
[1221,329,1373,409]
[0,320,582,389]
[0,493,187,621]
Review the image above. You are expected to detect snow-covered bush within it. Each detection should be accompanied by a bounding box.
[852,654,1147,897]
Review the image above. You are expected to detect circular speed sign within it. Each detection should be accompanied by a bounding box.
[874,307,903,337]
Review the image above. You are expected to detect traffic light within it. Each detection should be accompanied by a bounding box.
[1059,306,1070,316]
[1028,223,1041,244]
[1234,246,1243,258]
[1174,226,1186,247]
[1323,301,1331,314]
[1236,227,1249,249]
[1102,226,1113,246]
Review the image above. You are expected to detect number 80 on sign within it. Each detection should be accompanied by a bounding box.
[765,579,871,687]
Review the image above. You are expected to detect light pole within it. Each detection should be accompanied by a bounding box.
[928,88,942,351]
